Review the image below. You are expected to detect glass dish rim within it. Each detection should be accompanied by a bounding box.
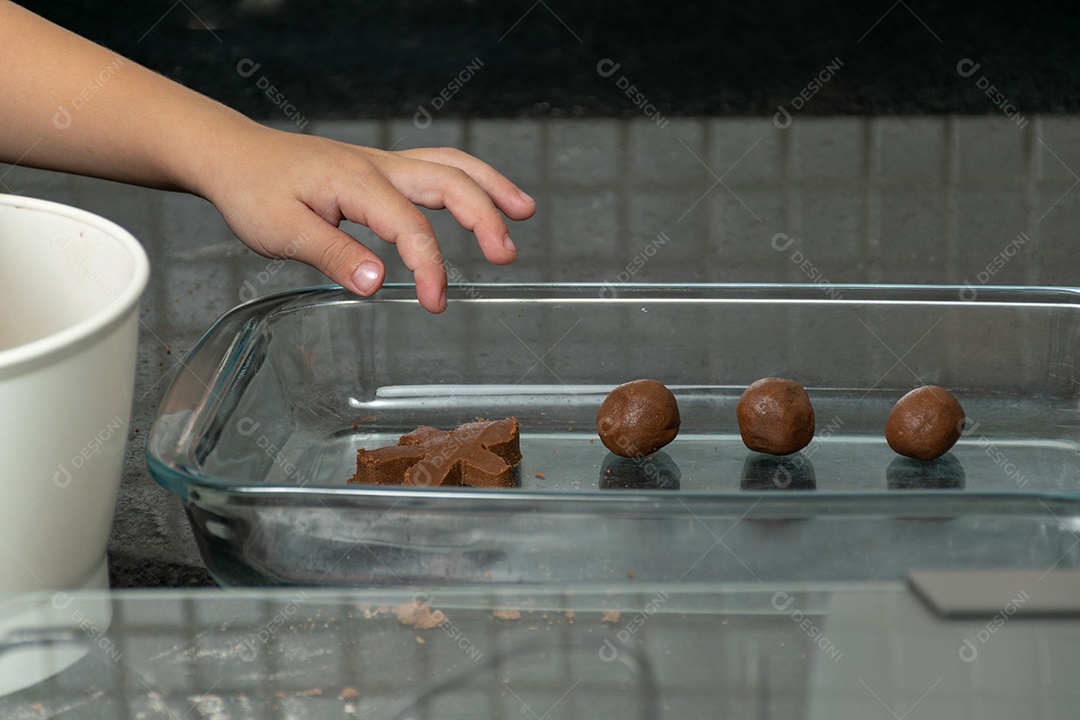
[146,281,1080,503]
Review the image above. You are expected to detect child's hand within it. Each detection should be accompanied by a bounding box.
[202,128,536,313]
[0,1,536,314]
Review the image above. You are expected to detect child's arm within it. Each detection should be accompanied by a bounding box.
[0,1,535,313]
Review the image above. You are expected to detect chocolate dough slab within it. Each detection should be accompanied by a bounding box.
[351,417,521,487]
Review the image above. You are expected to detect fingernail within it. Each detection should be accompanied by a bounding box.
[502,233,517,253]
[351,262,381,295]
[518,190,534,204]
[439,288,448,310]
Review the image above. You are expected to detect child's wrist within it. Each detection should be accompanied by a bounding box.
[167,109,271,202]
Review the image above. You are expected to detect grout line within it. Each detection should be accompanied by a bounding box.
[1022,117,1042,388]
[112,597,134,720]
[863,117,881,284]
[944,115,959,285]
[858,117,882,377]
[702,120,717,380]
[942,115,963,381]
[461,117,474,157]
[616,119,631,280]
[699,118,713,284]
[783,121,798,370]
[538,119,553,281]
[379,119,393,154]
[1034,623,1054,716]
[1025,117,1041,285]
[786,118,803,280]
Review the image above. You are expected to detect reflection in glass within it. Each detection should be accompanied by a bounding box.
[600,451,681,490]
[740,453,816,491]
[887,453,966,490]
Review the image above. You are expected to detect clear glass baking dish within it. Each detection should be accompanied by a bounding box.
[147,283,1080,587]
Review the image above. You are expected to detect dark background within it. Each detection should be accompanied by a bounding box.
[20,0,1080,118]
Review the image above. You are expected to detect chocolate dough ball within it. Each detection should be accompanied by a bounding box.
[597,379,680,457]
[736,378,815,455]
[885,385,965,461]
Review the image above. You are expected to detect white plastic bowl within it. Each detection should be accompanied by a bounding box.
[0,193,148,692]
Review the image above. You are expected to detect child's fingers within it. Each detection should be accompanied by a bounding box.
[390,232,449,313]
[409,260,448,313]
[334,170,449,313]
[398,147,537,221]
[383,156,518,266]
[286,211,386,297]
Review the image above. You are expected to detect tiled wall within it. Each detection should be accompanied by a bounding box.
[2,115,1079,576]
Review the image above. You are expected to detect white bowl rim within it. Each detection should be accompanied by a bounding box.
[0,193,150,372]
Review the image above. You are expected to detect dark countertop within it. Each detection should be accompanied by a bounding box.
[19,0,1080,119]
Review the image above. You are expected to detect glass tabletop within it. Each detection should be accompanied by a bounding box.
[2,579,1077,718]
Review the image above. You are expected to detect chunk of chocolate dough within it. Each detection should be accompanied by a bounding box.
[885,386,965,461]
[350,418,522,487]
[596,379,681,457]
[736,378,815,455]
